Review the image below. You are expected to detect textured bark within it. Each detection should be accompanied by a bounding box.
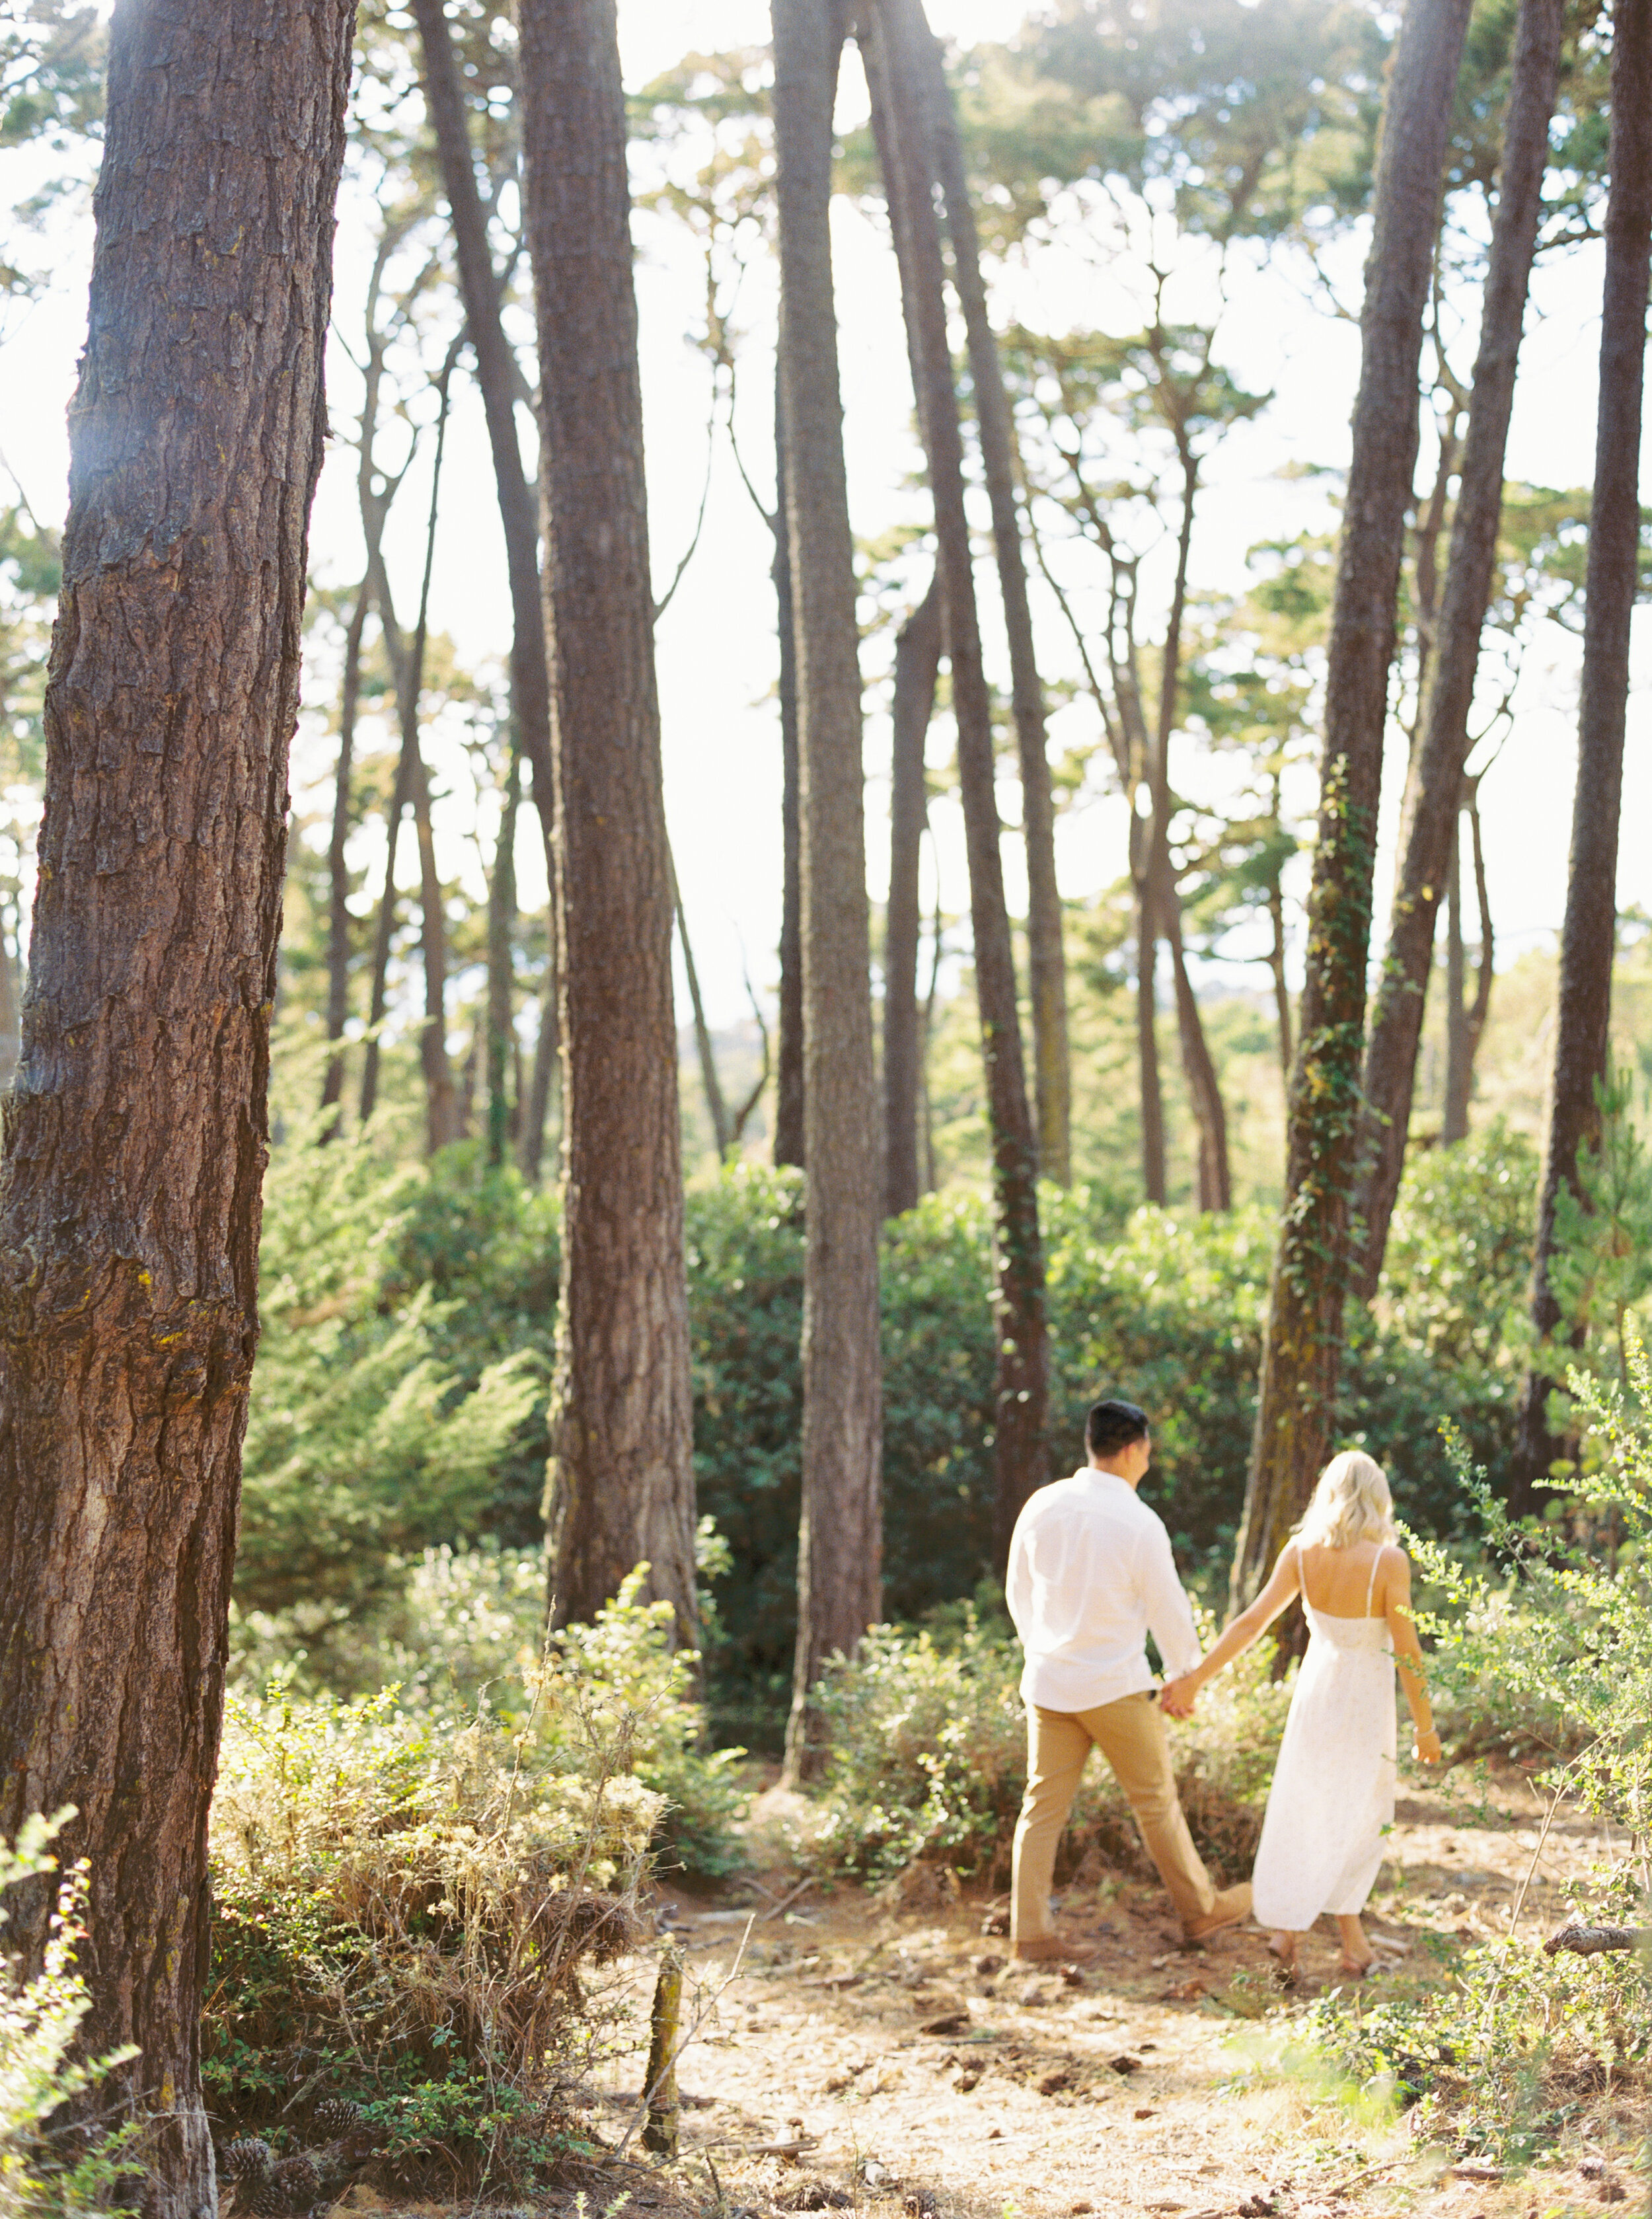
[908,1,1070,1184]
[519,0,697,1642]
[320,580,369,1133]
[0,1,353,2211]
[1352,0,1561,1291]
[1511,0,1652,1512]
[409,0,556,847]
[772,363,807,1171]
[484,750,519,1168]
[1231,0,1473,1610]
[772,0,883,1778]
[868,0,1049,1571]
[884,573,941,1219]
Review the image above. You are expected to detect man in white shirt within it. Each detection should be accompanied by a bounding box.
[1004,1397,1252,1962]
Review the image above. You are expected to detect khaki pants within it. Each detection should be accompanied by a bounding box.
[1011,1692,1217,1939]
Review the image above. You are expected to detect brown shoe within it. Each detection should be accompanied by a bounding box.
[1183,1883,1252,1943]
[1012,1936,1099,1965]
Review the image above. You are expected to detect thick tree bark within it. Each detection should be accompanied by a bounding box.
[1352,0,1561,1291]
[884,572,941,1218]
[485,749,519,1168]
[519,0,697,1643]
[1511,0,1652,1513]
[409,0,556,854]
[0,2,353,2212]
[1230,0,1474,1611]
[904,0,1070,1184]
[772,0,883,1778]
[772,362,807,1171]
[868,0,1049,1571]
[320,580,369,1133]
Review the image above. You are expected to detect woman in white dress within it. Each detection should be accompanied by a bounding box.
[1160,1452,1442,1979]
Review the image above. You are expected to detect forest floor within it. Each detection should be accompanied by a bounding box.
[336,1768,1643,2219]
[589,1770,1636,2219]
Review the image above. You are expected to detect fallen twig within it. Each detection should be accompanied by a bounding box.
[759,1875,816,1922]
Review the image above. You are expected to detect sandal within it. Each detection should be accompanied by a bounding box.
[1267,1939,1299,1990]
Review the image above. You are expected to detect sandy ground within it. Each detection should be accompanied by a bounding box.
[553,1772,1645,2219]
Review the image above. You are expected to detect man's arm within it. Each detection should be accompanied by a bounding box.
[1139,1518,1202,1684]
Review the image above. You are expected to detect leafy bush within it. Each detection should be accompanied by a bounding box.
[206,1640,667,2189]
[237,1133,539,1626]
[807,1606,1289,1889]
[231,1554,747,1883]
[1304,1353,1652,2162]
[0,1814,139,2218]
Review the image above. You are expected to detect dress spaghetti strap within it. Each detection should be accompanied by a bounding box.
[1364,1546,1382,1618]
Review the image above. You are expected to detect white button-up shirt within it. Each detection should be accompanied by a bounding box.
[1005,1468,1203,1712]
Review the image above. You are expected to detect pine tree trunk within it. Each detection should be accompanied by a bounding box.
[0,2,352,2210]
[1230,0,1474,1610]
[906,0,1070,1184]
[772,362,807,1170]
[517,936,559,1183]
[409,0,556,854]
[884,572,941,1218]
[772,0,883,1778]
[1511,0,1652,1512]
[1351,0,1561,1291]
[485,749,519,1169]
[868,0,1049,1571]
[518,0,698,1642]
[320,579,369,1133]
[1442,814,1468,1143]
[674,854,733,1158]
[1149,445,1230,1211]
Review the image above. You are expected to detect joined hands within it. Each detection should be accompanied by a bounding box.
[1159,1674,1199,1718]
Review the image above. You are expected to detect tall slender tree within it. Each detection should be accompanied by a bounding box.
[772,365,807,1171]
[0,0,354,2209]
[884,572,942,1217]
[409,0,557,846]
[1230,0,1475,1610]
[1511,0,1652,1511]
[772,0,883,1777]
[868,0,1050,1565]
[1351,0,1563,1293]
[320,580,369,1133]
[901,0,1072,1184]
[484,748,520,1167]
[518,0,698,1643]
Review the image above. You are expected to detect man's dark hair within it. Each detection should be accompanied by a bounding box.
[1086,1398,1150,1458]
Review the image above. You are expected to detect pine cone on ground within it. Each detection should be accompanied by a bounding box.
[310,2099,362,2139]
[247,2151,322,2217]
[219,2140,274,2185]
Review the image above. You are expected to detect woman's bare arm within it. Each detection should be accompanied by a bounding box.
[1383,1547,1441,1762]
[1160,1546,1301,1713]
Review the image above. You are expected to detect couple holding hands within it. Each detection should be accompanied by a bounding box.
[1005,1399,1441,1982]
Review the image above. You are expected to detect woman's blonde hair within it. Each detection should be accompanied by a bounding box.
[1295,1449,1397,1552]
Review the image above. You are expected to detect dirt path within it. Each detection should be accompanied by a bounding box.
[574,1775,1637,2219]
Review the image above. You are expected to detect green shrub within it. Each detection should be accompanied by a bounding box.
[0,1814,141,2217]
[231,1554,747,1884]
[206,1657,663,2189]
[808,1606,1287,1889]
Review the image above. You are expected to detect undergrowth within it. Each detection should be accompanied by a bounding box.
[807,1598,1289,1887]
[207,1569,743,2194]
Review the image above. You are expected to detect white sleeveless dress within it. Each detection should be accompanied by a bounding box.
[1251,1561,1396,1930]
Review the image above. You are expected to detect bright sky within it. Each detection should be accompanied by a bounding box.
[2,0,1647,1035]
